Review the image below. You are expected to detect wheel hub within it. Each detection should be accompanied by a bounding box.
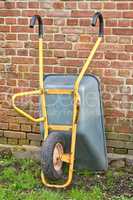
[53,143,64,172]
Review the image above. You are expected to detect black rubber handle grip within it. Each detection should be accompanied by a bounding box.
[30,15,43,38]
[91,12,104,37]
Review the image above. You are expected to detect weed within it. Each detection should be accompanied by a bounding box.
[0,157,132,200]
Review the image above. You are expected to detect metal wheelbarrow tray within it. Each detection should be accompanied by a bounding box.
[40,74,108,171]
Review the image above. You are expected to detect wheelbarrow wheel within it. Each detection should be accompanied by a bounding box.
[41,132,70,180]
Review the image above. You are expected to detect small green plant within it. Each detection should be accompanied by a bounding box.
[112,196,133,200]
[88,186,103,200]
[106,170,115,190]
[68,186,103,200]
[0,167,17,182]
[68,188,89,200]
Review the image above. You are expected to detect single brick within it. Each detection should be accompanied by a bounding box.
[29,2,39,8]
[71,10,93,18]
[27,133,43,141]
[54,67,65,73]
[107,133,130,142]
[91,2,102,9]
[114,148,128,154]
[4,131,26,139]
[117,3,128,10]
[78,2,88,9]
[128,150,133,155]
[67,19,78,26]
[65,2,76,9]
[0,137,7,144]
[30,140,41,147]
[12,57,34,64]
[21,124,31,132]
[107,140,133,150]
[0,26,10,32]
[104,2,115,9]
[0,10,20,17]
[0,123,8,130]
[16,2,27,8]
[54,50,65,58]
[48,42,72,50]
[53,2,64,9]
[18,139,29,145]
[9,123,20,131]
[8,138,18,145]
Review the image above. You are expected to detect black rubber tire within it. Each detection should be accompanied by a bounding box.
[41,132,70,181]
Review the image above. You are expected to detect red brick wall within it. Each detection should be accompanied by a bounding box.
[0,1,133,155]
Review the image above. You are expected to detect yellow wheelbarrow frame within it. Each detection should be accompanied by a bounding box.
[12,12,104,188]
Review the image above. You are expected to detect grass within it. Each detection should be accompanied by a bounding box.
[0,156,132,200]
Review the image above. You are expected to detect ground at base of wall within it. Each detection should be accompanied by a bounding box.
[0,144,133,168]
[0,153,133,200]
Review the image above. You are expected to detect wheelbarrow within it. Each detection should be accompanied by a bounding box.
[12,12,108,188]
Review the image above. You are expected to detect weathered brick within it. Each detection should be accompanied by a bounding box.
[18,18,28,25]
[78,2,88,9]
[29,2,39,9]
[71,10,93,18]
[6,34,16,41]
[39,2,52,9]
[0,123,8,130]
[66,67,77,74]
[123,12,133,18]
[54,50,65,58]
[79,19,90,26]
[117,3,128,10]
[0,137,7,144]
[27,133,42,141]
[16,2,27,8]
[0,26,10,32]
[30,140,41,147]
[21,124,31,132]
[5,18,16,25]
[12,57,34,64]
[107,140,133,149]
[47,11,70,17]
[107,132,131,141]
[48,42,72,50]
[4,131,26,139]
[60,59,83,67]
[91,2,102,9]
[104,2,115,9]
[113,28,133,36]
[9,123,20,131]
[19,139,29,145]
[8,138,18,145]
[128,150,133,155]
[65,2,76,9]
[44,18,53,25]
[114,148,128,154]
[0,10,20,17]
[54,67,65,73]
[67,19,78,26]
[54,34,65,41]
[53,2,64,9]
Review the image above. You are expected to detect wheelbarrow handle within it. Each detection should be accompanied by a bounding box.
[91,12,104,37]
[30,15,43,38]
